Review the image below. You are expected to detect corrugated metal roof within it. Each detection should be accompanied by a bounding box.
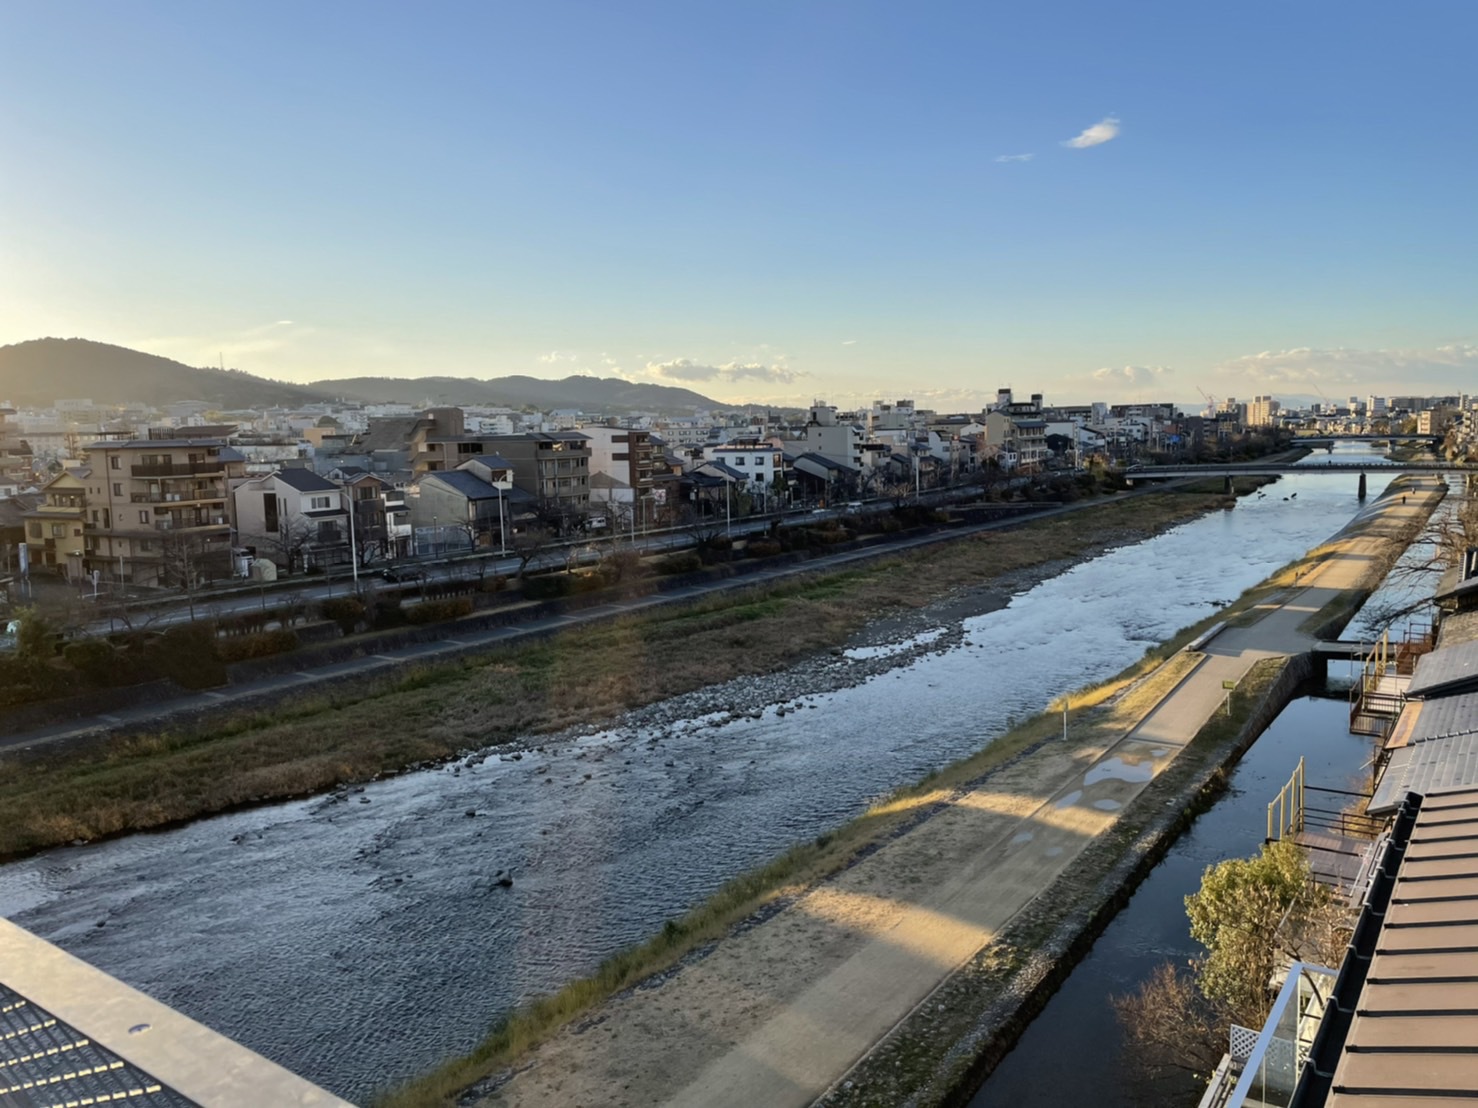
[1322,788,1478,1107]
[1369,694,1478,813]
[1408,641,1478,698]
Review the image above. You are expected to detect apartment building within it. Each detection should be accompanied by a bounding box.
[80,438,246,586]
[983,389,1048,472]
[581,426,657,498]
[0,407,32,491]
[483,432,592,530]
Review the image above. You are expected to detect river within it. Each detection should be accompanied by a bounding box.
[0,444,1405,1102]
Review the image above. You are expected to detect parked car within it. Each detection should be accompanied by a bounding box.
[380,565,428,583]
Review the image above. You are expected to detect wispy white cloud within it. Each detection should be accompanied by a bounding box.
[841,339,857,346]
[645,357,799,386]
[537,350,580,364]
[1062,116,1121,149]
[993,153,1035,163]
[1215,344,1478,389]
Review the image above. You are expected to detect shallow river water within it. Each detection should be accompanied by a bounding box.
[0,445,1406,1101]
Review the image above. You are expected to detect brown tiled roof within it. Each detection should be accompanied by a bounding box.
[1315,788,1478,1105]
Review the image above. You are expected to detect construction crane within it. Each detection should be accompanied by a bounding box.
[1196,386,1218,416]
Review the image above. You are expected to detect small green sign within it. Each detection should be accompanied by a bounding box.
[1222,680,1237,690]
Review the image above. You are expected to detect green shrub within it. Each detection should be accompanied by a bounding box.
[404,597,476,624]
[318,597,366,636]
[62,639,119,686]
[655,552,703,575]
[156,623,229,689]
[521,574,575,600]
[0,655,66,707]
[371,600,407,630]
[216,629,300,663]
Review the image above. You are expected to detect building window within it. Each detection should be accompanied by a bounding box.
[139,511,149,524]
[113,483,122,496]
[110,456,120,470]
[27,522,41,538]
[51,523,65,538]
[310,495,332,510]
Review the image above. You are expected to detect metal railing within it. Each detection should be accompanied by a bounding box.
[1268,757,1306,841]
[130,461,225,477]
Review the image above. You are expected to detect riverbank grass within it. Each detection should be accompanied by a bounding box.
[0,492,1229,863]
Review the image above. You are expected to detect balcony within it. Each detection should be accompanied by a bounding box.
[130,460,225,478]
[154,514,229,532]
[131,487,226,504]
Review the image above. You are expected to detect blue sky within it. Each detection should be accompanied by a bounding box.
[3,1,1476,408]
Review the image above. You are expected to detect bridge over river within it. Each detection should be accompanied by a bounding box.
[1128,460,1469,479]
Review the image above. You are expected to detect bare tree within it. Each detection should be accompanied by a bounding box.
[509,526,554,578]
[160,532,216,620]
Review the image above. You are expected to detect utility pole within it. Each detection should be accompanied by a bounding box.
[344,489,359,588]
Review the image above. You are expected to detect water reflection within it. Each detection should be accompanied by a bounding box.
[0,450,1402,1100]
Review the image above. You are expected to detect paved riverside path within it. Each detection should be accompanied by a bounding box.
[0,487,1182,756]
[475,480,1440,1108]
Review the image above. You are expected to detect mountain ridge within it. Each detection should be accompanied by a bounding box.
[0,338,726,413]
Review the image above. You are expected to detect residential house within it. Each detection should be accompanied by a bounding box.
[233,468,351,572]
[80,438,244,586]
[408,457,531,551]
[702,440,786,509]
[21,468,89,581]
[330,467,413,561]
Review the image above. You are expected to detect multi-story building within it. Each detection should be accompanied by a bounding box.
[482,432,592,531]
[232,468,351,572]
[702,441,784,504]
[983,389,1048,472]
[1246,395,1279,427]
[21,468,88,581]
[80,437,245,586]
[582,426,657,495]
[0,407,33,491]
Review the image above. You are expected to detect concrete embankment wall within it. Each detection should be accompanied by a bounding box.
[829,652,1314,1108]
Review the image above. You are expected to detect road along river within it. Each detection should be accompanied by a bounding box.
[0,446,1402,1102]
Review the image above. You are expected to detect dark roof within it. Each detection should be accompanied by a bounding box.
[1370,692,1478,813]
[217,446,246,462]
[794,451,855,472]
[1408,641,1478,699]
[271,468,340,494]
[424,470,506,501]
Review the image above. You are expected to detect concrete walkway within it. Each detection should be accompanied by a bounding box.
[477,479,1440,1108]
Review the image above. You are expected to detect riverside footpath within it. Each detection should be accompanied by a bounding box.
[465,478,1442,1108]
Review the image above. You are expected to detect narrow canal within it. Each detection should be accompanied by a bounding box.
[970,456,1451,1108]
[0,445,1408,1101]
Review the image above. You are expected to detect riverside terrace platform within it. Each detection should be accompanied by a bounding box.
[0,919,352,1107]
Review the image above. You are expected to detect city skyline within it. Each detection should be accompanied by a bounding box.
[4,2,1476,408]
